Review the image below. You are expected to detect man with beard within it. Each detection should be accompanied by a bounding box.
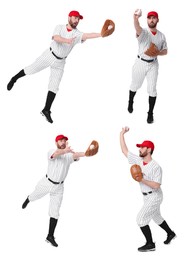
[127,11,167,123]
[7,11,103,123]
[22,134,86,247]
[120,127,176,252]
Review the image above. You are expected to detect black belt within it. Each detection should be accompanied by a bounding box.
[46,175,64,185]
[142,191,153,196]
[50,48,66,60]
[137,55,156,63]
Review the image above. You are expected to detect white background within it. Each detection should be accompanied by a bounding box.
[0,0,184,259]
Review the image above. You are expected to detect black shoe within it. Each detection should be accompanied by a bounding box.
[147,112,154,124]
[46,235,58,247]
[7,78,16,91]
[22,197,30,209]
[164,232,176,244]
[138,243,155,252]
[128,101,133,113]
[41,110,53,123]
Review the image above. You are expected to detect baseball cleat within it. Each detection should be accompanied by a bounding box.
[41,110,53,123]
[164,232,176,244]
[7,78,16,91]
[46,236,58,247]
[138,242,156,252]
[147,112,154,124]
[22,197,30,209]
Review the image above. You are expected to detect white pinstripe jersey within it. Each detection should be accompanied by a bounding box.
[128,151,162,193]
[137,28,167,59]
[50,24,84,58]
[46,150,75,183]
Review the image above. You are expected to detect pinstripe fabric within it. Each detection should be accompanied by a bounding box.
[29,177,64,219]
[130,28,167,97]
[127,151,164,227]
[51,25,83,57]
[24,25,83,93]
[28,151,74,219]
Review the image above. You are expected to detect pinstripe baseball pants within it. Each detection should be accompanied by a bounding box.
[136,190,164,227]
[29,177,64,219]
[24,49,66,94]
[130,59,159,97]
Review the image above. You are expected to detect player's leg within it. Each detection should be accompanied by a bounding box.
[7,69,26,91]
[159,220,176,244]
[46,185,64,247]
[128,60,146,113]
[146,62,159,123]
[136,195,158,252]
[22,177,51,209]
[7,49,55,91]
[41,60,65,123]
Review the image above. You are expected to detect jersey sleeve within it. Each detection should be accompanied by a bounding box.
[52,25,62,36]
[48,149,56,160]
[161,34,168,50]
[73,29,84,44]
[151,165,162,184]
[127,151,142,165]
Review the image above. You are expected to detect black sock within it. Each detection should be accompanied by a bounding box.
[43,91,56,111]
[140,225,154,244]
[148,96,156,114]
[12,69,26,82]
[159,220,173,235]
[129,90,136,103]
[48,217,58,237]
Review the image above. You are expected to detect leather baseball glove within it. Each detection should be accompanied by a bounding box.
[101,19,115,37]
[130,164,143,182]
[85,140,99,156]
[144,43,160,57]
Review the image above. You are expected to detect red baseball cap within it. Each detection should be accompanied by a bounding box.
[136,140,155,151]
[69,10,83,19]
[55,135,68,142]
[147,11,158,19]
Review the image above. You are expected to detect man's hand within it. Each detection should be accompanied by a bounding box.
[120,126,130,135]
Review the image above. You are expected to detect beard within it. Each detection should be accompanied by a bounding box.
[69,20,78,29]
[139,150,147,157]
[148,21,157,29]
[57,143,66,149]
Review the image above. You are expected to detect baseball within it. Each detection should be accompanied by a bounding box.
[108,25,113,30]
[125,126,129,131]
[134,9,142,17]
[90,144,95,150]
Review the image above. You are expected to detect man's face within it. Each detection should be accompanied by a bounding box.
[139,147,149,157]
[56,139,67,149]
[147,16,159,28]
[68,16,80,29]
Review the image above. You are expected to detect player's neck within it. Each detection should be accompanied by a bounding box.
[66,24,73,31]
[143,155,152,163]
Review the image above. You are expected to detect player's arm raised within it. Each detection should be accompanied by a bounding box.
[52,35,76,44]
[51,147,74,159]
[73,152,85,160]
[120,127,130,157]
[82,32,101,41]
[133,12,142,36]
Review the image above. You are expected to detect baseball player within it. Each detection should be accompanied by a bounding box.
[128,10,167,123]
[7,10,102,123]
[22,134,86,247]
[120,127,176,252]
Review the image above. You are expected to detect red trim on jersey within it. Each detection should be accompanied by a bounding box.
[151,31,157,35]
[67,28,72,32]
[143,161,148,166]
